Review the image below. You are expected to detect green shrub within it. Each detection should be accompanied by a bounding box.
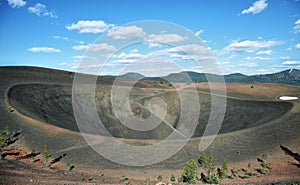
[219,159,228,179]
[228,168,239,179]
[0,137,8,148]
[178,176,183,182]
[0,126,20,159]
[43,144,51,167]
[198,152,207,167]
[239,174,250,179]
[80,174,85,181]
[145,178,150,185]
[157,175,163,181]
[204,156,220,184]
[0,126,11,148]
[181,159,198,183]
[167,83,172,87]
[256,154,272,174]
[31,149,36,162]
[120,176,130,185]
[66,162,74,171]
[244,163,257,177]
[170,174,176,182]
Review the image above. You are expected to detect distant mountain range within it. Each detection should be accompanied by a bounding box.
[120,69,300,86]
[1,66,298,86]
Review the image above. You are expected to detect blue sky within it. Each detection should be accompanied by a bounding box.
[0,0,300,76]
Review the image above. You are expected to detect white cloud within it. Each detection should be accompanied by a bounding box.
[239,62,258,67]
[118,58,181,77]
[228,54,237,59]
[282,60,300,65]
[256,69,275,74]
[195,29,204,37]
[6,0,26,8]
[111,49,147,64]
[66,20,114,34]
[256,50,272,55]
[53,35,69,41]
[149,44,213,61]
[72,45,89,51]
[73,55,89,60]
[71,64,104,69]
[216,61,230,65]
[107,26,145,39]
[28,3,57,18]
[60,62,69,66]
[112,59,137,63]
[241,0,268,15]
[110,44,213,64]
[173,44,211,55]
[72,43,116,52]
[223,40,282,53]
[114,49,146,60]
[27,47,61,53]
[244,56,270,61]
[148,42,162,48]
[146,33,186,48]
[147,33,186,43]
[280,56,290,60]
[296,43,300,49]
[294,19,300,33]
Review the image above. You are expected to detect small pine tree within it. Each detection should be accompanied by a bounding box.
[204,156,220,184]
[0,126,10,149]
[181,159,198,183]
[167,82,172,87]
[198,152,207,167]
[157,175,163,182]
[229,168,239,179]
[0,136,8,148]
[219,159,228,179]
[159,79,163,84]
[205,157,215,181]
[170,174,176,182]
[80,174,85,181]
[66,162,73,171]
[31,149,35,162]
[145,178,150,185]
[256,154,272,174]
[43,144,51,167]
[245,163,257,177]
